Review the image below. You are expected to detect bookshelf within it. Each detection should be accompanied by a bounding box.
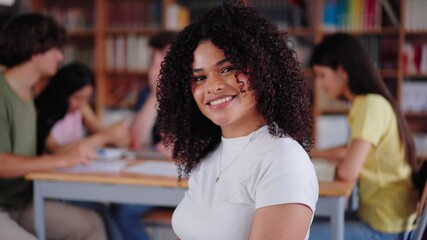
[29,0,427,149]
[30,0,189,114]
[313,0,427,155]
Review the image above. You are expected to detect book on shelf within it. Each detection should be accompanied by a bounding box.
[48,7,92,30]
[107,0,161,30]
[248,0,310,29]
[62,44,94,67]
[165,3,190,31]
[105,35,151,72]
[402,80,427,113]
[322,0,381,31]
[405,0,427,32]
[105,76,144,109]
[403,43,427,75]
[359,36,398,69]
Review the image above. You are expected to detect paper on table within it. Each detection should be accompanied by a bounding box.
[96,148,125,161]
[58,160,128,173]
[124,160,178,178]
[312,159,336,182]
[122,149,166,160]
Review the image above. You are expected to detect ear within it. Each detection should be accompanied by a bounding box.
[337,65,348,81]
[235,71,253,93]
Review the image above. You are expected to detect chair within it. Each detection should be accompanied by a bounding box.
[143,208,174,240]
[413,182,427,240]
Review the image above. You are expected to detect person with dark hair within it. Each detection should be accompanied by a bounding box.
[309,33,418,239]
[0,13,106,240]
[35,61,130,240]
[36,62,130,156]
[156,1,318,239]
[111,31,178,240]
[131,30,178,154]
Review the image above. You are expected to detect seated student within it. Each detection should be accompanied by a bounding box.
[309,33,418,240]
[111,31,177,240]
[35,62,130,155]
[35,62,130,240]
[0,13,106,240]
[132,31,177,157]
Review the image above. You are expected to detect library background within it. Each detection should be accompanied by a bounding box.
[1,0,427,158]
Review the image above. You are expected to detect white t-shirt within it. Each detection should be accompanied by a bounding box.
[172,125,319,240]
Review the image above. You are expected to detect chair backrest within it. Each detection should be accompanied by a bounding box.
[414,182,427,240]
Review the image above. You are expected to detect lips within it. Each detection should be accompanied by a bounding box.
[209,96,234,106]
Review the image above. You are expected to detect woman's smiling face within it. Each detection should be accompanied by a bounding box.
[191,40,264,137]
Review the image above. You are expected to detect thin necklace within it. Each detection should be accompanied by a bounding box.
[215,129,260,183]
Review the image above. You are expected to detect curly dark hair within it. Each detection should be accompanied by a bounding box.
[157,0,313,179]
[0,13,66,67]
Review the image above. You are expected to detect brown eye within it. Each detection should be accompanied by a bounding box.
[221,66,235,74]
[193,75,206,82]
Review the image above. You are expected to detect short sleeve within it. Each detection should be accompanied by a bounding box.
[253,140,319,213]
[50,112,84,146]
[0,102,12,153]
[349,95,392,146]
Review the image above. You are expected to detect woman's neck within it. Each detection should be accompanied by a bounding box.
[221,116,266,138]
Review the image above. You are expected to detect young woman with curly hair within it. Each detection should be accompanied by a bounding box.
[156,1,318,239]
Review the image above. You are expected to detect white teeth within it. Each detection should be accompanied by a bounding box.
[210,96,233,106]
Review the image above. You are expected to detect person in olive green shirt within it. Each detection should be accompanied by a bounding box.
[0,13,106,240]
[309,33,418,240]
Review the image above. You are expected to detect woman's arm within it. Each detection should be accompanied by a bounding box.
[336,138,371,181]
[81,102,103,134]
[0,145,95,178]
[131,92,157,149]
[250,203,313,240]
[45,131,108,153]
[310,145,347,165]
[79,102,131,148]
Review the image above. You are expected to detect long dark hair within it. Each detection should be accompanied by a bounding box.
[157,1,313,178]
[310,33,416,171]
[35,62,94,155]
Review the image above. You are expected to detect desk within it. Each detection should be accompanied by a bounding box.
[27,168,354,240]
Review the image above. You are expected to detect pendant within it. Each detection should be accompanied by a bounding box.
[215,176,220,183]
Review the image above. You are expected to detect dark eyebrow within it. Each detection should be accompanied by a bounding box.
[192,58,230,73]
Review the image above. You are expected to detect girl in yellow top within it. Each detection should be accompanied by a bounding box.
[310,33,418,240]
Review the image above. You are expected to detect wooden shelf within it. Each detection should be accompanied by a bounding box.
[403,73,427,79]
[405,31,427,36]
[105,28,162,35]
[380,69,398,77]
[106,70,148,76]
[321,27,399,36]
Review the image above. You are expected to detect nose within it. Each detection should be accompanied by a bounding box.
[206,73,224,94]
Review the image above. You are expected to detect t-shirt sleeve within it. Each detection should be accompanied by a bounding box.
[349,96,391,146]
[253,140,319,213]
[0,102,12,153]
[50,120,64,145]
